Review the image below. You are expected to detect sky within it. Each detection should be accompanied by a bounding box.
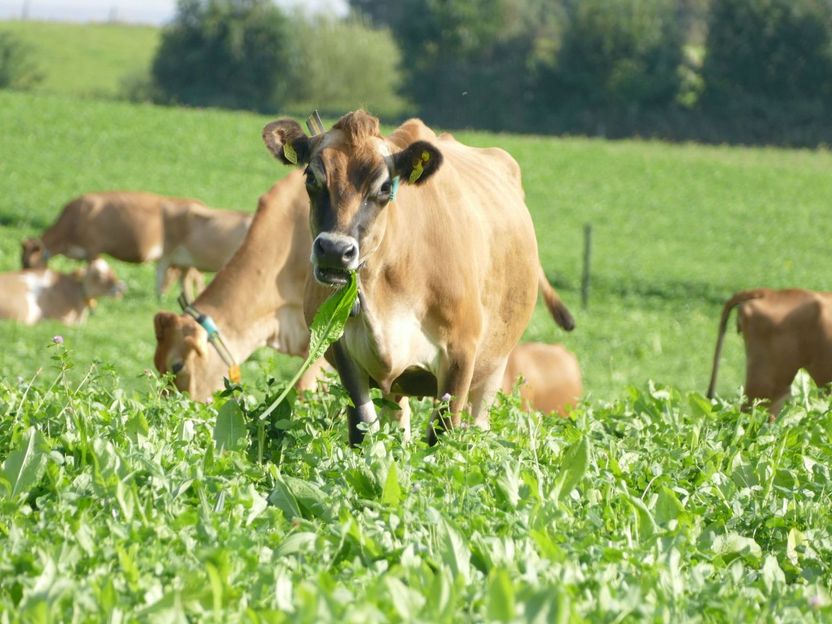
[0,0,348,24]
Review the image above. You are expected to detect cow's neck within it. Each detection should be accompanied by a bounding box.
[188,194,311,365]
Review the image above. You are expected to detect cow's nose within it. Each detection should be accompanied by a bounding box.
[313,234,360,270]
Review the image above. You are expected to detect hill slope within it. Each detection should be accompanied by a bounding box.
[0,20,159,98]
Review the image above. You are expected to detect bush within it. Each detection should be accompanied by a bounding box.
[352,0,561,131]
[151,0,291,112]
[537,0,684,132]
[284,17,409,120]
[701,0,832,112]
[0,32,43,91]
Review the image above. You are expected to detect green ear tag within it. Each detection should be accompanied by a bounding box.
[284,142,298,165]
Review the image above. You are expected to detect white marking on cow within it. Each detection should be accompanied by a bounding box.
[146,243,163,261]
[66,245,87,260]
[21,271,50,324]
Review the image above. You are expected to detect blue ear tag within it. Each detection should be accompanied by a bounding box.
[390,176,400,202]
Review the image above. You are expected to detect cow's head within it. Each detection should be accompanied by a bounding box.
[21,238,48,269]
[153,312,223,401]
[262,111,443,286]
[81,258,126,299]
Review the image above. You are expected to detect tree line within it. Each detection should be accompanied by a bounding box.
[3,0,831,146]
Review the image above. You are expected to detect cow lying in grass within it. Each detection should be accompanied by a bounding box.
[21,191,251,297]
[707,288,832,416]
[502,342,582,416]
[263,110,573,445]
[0,258,124,325]
[153,172,328,401]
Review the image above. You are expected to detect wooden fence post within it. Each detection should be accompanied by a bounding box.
[581,224,592,310]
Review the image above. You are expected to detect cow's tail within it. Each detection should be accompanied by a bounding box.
[538,265,575,331]
[706,289,767,399]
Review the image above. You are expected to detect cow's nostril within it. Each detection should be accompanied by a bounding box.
[313,237,326,256]
[343,243,358,263]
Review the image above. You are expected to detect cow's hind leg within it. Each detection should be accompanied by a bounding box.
[333,341,378,446]
[469,356,509,431]
[382,395,411,442]
[744,366,792,421]
[427,347,475,446]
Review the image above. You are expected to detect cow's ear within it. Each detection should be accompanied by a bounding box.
[392,141,443,185]
[262,119,311,166]
[184,335,206,358]
[154,312,175,341]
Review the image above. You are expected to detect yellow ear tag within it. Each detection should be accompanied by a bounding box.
[408,151,431,183]
[283,142,298,165]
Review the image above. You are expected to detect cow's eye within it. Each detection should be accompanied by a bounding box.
[305,168,319,189]
[172,362,184,374]
[376,180,392,201]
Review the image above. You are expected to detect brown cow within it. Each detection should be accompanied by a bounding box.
[153,172,327,401]
[0,258,125,325]
[21,191,251,297]
[707,288,832,416]
[502,342,582,415]
[262,111,572,445]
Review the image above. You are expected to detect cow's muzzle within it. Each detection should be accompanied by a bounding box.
[312,233,359,286]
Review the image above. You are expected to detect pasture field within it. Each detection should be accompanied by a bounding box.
[0,20,159,99]
[1,90,832,619]
[1,351,830,620]
[2,90,832,400]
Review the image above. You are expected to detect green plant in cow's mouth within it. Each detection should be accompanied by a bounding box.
[247,271,357,457]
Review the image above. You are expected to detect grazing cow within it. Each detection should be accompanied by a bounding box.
[707,288,832,416]
[21,191,251,297]
[263,110,572,445]
[153,172,328,401]
[502,342,582,416]
[0,258,125,325]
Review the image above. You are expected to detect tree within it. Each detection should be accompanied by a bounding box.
[701,0,832,110]
[537,0,684,132]
[151,0,291,112]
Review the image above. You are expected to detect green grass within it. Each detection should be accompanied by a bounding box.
[0,20,159,98]
[2,90,832,620]
[1,354,830,620]
[3,90,832,400]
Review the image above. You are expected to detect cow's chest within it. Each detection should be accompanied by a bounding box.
[342,301,441,394]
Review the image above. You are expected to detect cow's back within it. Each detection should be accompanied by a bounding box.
[503,342,582,415]
[46,192,166,262]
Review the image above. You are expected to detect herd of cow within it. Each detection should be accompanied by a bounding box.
[2,111,825,442]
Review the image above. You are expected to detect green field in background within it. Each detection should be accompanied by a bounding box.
[3,90,831,401]
[0,20,159,98]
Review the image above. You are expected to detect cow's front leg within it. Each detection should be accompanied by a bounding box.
[427,348,475,446]
[333,341,378,446]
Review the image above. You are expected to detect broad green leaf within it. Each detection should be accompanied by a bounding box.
[761,555,785,592]
[275,532,317,557]
[711,532,762,564]
[258,272,358,422]
[269,476,302,522]
[307,271,358,362]
[627,494,657,541]
[486,568,515,622]
[552,436,590,501]
[282,475,331,520]
[212,400,246,452]
[431,510,471,584]
[2,427,47,499]
[381,461,402,507]
[655,486,685,525]
[385,577,426,620]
